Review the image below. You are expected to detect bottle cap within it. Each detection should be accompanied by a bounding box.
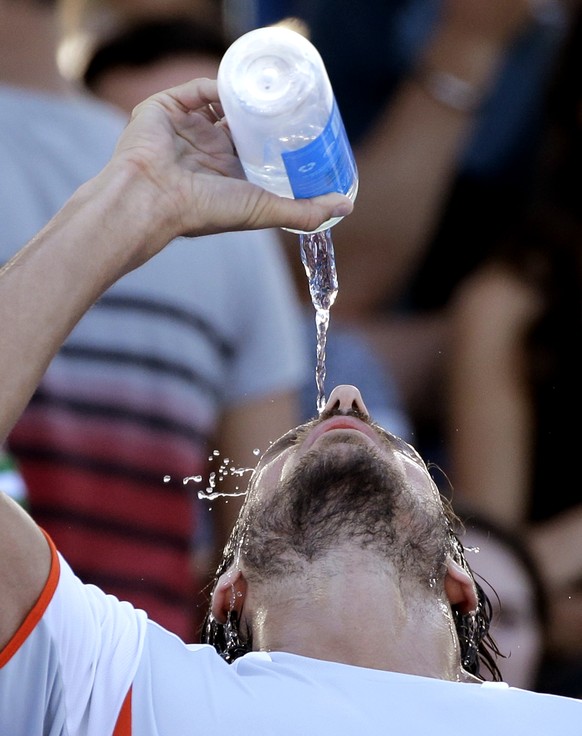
[218,26,324,118]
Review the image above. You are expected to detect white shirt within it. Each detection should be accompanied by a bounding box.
[1,541,580,736]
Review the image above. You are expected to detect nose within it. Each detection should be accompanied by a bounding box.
[323,385,369,418]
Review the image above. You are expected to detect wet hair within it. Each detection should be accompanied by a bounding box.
[82,16,228,92]
[200,456,503,679]
[200,515,252,663]
[445,514,504,681]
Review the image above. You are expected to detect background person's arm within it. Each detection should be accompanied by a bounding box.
[447,265,540,524]
[323,0,554,318]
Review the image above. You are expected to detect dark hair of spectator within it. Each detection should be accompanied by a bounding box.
[83,16,228,92]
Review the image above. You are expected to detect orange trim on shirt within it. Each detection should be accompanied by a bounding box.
[0,529,60,667]
[113,687,132,735]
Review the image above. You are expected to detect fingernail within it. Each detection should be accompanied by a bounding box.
[331,202,352,217]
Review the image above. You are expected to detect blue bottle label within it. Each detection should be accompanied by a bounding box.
[281,100,357,198]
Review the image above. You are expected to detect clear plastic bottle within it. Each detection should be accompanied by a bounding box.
[217,25,358,233]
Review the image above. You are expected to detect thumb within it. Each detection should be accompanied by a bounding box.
[252,191,354,233]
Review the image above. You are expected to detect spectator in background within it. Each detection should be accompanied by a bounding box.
[0,0,308,639]
[60,0,221,42]
[223,0,575,465]
[82,14,227,110]
[447,8,582,698]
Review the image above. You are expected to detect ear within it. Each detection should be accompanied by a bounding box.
[210,567,248,623]
[444,557,478,615]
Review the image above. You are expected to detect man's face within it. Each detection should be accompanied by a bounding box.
[250,387,439,510]
[237,385,449,585]
[207,386,487,671]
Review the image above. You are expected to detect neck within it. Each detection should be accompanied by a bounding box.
[244,557,472,682]
[0,2,71,94]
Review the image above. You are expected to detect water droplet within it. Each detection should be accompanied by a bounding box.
[183,474,203,485]
[197,489,248,501]
[464,545,480,554]
[230,466,254,477]
[213,449,220,456]
[252,448,261,456]
[163,475,171,483]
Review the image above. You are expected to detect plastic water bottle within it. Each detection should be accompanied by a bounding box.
[217,25,358,233]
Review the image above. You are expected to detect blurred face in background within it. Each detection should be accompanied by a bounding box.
[464,527,544,690]
[93,53,220,114]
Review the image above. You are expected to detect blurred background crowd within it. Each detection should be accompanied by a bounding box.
[1,0,581,698]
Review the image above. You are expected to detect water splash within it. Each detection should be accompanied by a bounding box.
[189,464,254,500]
[200,489,248,501]
[464,545,481,554]
[299,228,338,413]
[183,474,203,484]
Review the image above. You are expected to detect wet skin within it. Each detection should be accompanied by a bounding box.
[249,384,440,507]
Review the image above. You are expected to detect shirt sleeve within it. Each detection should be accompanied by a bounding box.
[0,535,147,736]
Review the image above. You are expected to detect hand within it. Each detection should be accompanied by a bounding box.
[111,78,352,247]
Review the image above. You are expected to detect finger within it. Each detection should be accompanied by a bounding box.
[164,77,220,112]
[129,78,221,124]
[251,191,354,233]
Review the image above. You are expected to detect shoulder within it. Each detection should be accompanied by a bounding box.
[0,544,147,735]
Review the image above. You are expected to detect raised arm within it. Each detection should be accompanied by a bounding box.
[329,0,554,318]
[0,78,350,445]
[0,77,351,650]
